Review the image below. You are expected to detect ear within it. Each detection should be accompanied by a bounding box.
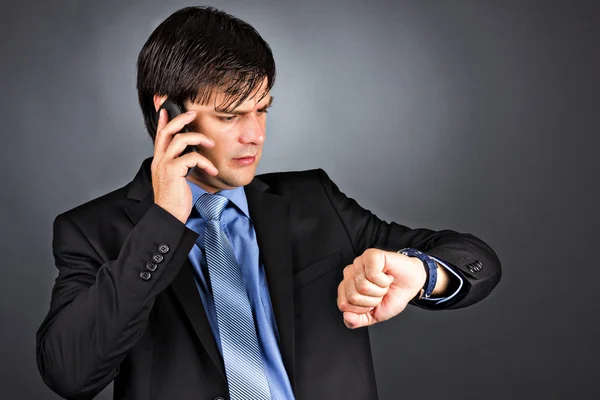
[153,94,168,112]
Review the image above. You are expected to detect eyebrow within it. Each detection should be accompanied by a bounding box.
[222,96,274,115]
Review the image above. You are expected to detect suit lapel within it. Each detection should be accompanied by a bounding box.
[169,258,226,379]
[124,157,225,379]
[245,181,296,390]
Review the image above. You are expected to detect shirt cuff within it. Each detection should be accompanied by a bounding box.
[418,255,464,305]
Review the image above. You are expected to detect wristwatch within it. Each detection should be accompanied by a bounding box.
[397,248,438,299]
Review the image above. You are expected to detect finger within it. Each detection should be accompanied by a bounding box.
[344,283,383,308]
[353,262,390,297]
[176,151,219,176]
[154,110,197,159]
[343,265,384,308]
[163,132,215,160]
[153,109,169,158]
[337,281,373,314]
[361,250,395,288]
[343,311,374,329]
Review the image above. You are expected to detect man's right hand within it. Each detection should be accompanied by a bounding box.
[151,108,218,224]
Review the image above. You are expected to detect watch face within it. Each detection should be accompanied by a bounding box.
[399,248,418,256]
[398,248,408,254]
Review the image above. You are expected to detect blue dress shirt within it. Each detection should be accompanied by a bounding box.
[185,181,295,399]
[184,179,463,397]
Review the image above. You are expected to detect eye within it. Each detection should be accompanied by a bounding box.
[257,108,269,114]
[217,115,237,122]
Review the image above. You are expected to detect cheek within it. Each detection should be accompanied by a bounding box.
[195,119,233,157]
[208,137,238,165]
[218,126,243,149]
[221,123,240,138]
[194,116,219,139]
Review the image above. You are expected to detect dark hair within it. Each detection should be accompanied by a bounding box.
[136,6,276,140]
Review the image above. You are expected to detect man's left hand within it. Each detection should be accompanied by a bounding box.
[336,248,427,329]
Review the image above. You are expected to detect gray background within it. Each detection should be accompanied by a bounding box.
[2,0,599,399]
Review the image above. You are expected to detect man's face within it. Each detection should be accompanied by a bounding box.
[156,82,272,193]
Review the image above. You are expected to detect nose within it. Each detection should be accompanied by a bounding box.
[238,114,265,145]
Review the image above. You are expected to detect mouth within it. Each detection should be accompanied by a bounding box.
[232,155,256,166]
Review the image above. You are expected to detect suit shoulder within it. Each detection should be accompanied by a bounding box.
[255,168,332,195]
[55,182,134,227]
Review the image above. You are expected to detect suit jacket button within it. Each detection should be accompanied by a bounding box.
[146,261,158,272]
[152,253,164,263]
[214,397,225,400]
[140,271,152,280]
[158,244,170,254]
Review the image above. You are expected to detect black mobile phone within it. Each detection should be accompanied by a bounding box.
[155,100,197,177]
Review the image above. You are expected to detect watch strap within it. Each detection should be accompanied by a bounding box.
[398,248,438,299]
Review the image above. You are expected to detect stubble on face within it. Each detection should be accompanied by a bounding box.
[183,80,271,193]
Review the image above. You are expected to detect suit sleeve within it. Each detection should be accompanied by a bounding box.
[317,168,501,310]
[36,203,199,399]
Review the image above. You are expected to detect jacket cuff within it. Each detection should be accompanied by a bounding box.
[119,203,199,297]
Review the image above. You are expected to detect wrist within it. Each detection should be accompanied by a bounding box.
[430,261,450,296]
[411,257,427,294]
[398,248,438,299]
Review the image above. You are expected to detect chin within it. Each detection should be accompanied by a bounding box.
[232,173,256,187]
[220,170,256,188]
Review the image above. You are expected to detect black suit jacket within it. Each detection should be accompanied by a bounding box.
[36,156,501,400]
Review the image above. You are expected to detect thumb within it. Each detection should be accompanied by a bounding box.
[343,311,374,329]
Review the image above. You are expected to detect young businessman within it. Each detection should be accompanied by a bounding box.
[36,6,501,400]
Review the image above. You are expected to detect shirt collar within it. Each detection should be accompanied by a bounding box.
[186,179,250,218]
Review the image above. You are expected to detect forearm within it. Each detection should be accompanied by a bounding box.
[319,168,501,308]
[37,273,154,399]
[36,204,198,399]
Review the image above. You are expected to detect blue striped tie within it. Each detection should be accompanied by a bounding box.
[195,194,272,399]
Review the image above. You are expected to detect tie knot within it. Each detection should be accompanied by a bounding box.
[195,194,229,221]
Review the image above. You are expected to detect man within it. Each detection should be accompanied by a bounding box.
[36,6,501,400]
